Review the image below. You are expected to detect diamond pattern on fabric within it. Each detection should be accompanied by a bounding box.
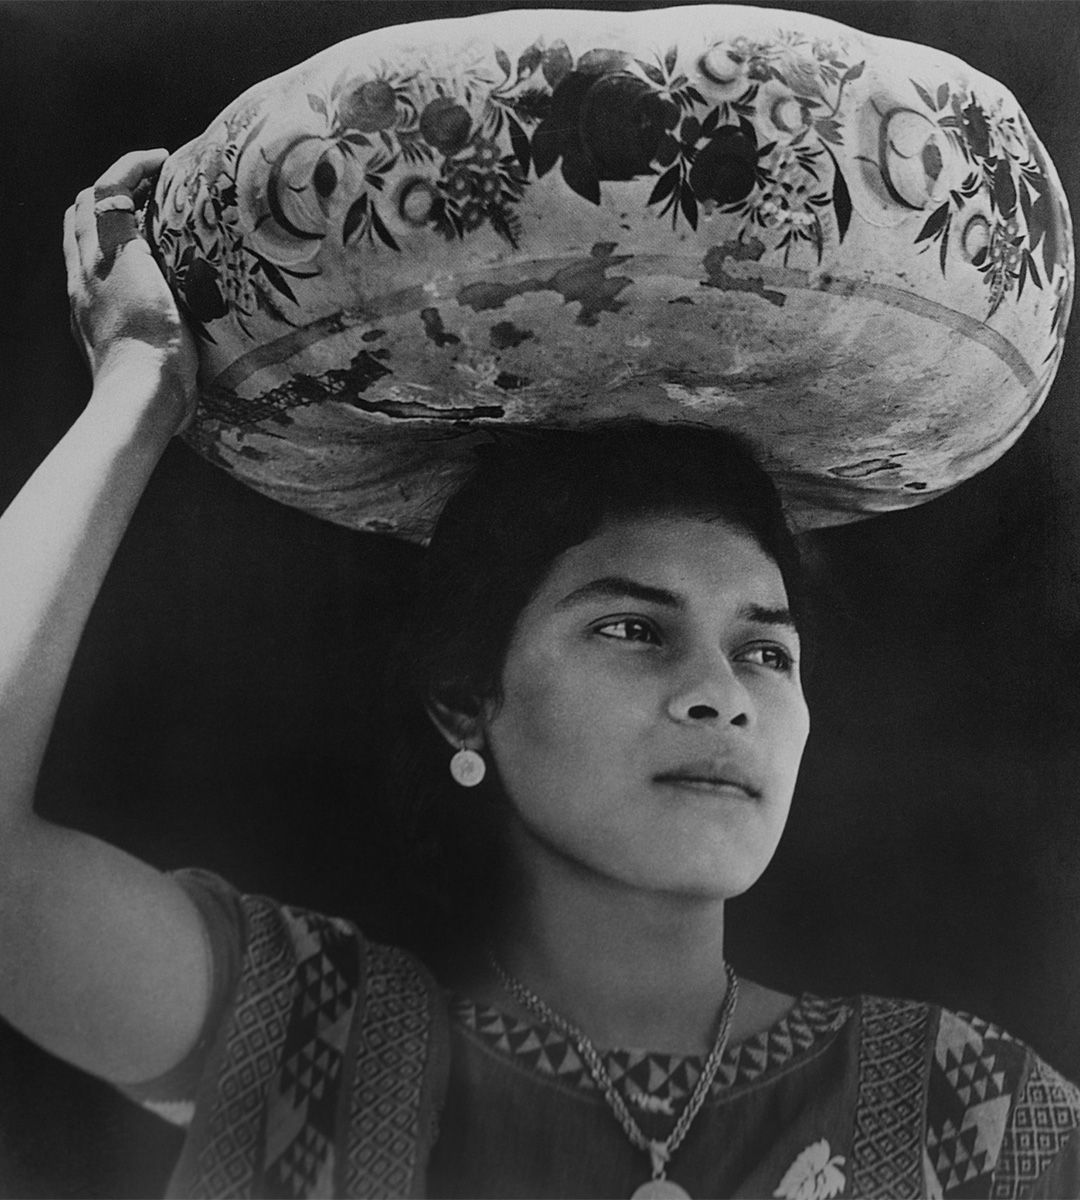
[186,897,298,1198]
[450,991,852,1115]
[989,1055,1080,1198]
[925,1009,1026,1197]
[344,941,436,1199]
[259,909,360,1198]
[849,996,931,1199]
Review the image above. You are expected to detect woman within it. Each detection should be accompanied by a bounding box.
[1,148,1078,1200]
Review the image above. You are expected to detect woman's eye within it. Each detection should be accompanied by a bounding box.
[594,618,660,645]
[739,644,795,673]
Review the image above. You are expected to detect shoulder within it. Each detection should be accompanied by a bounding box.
[172,867,441,1021]
[150,871,451,1198]
[927,1004,1080,1199]
[127,870,443,1118]
[854,996,1080,1199]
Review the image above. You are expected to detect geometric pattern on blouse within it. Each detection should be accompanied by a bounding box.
[259,908,360,1199]
[449,991,852,1119]
[989,1052,1080,1199]
[184,896,304,1199]
[848,996,931,1199]
[167,893,440,1200]
[344,940,437,1200]
[925,1009,1026,1198]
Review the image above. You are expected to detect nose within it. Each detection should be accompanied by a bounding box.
[665,648,751,728]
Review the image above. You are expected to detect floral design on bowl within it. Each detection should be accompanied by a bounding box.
[150,17,1070,344]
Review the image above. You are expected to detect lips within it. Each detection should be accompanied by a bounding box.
[653,760,762,799]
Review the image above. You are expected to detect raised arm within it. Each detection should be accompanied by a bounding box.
[0,152,215,1084]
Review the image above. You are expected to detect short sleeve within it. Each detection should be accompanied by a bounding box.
[117,868,246,1127]
[115,868,449,1197]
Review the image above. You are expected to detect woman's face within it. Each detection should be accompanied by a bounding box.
[481,514,810,899]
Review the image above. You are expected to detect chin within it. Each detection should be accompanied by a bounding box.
[622,845,775,900]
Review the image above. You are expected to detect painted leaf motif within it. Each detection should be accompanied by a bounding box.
[844,61,865,82]
[916,202,950,243]
[649,166,680,205]
[507,114,531,175]
[541,42,573,89]
[343,193,368,244]
[664,45,678,75]
[531,124,561,177]
[517,43,542,80]
[937,82,950,110]
[308,93,328,117]
[261,261,299,304]
[494,47,512,78]
[370,203,400,250]
[639,59,666,86]
[912,79,936,111]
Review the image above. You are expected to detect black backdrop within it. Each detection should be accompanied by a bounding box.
[1,2,1079,1196]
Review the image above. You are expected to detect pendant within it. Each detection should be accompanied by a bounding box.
[630,1180,691,1199]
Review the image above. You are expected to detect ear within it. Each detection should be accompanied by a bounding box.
[425,690,487,752]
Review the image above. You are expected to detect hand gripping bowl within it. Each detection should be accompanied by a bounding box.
[148,5,1073,536]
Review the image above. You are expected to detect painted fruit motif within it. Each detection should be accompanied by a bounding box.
[148,5,1073,536]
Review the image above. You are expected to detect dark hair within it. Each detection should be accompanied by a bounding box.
[379,421,806,971]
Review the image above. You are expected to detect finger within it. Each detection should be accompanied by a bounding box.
[63,205,92,369]
[91,194,139,280]
[62,204,79,283]
[72,186,99,253]
[92,148,169,198]
[93,151,170,280]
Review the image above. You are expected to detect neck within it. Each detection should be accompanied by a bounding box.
[491,832,732,1056]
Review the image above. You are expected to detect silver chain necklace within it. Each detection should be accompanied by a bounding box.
[487,953,739,1200]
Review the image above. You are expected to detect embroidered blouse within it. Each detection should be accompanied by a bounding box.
[122,871,1080,1199]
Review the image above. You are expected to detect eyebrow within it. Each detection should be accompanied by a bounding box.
[555,576,682,611]
[555,576,797,631]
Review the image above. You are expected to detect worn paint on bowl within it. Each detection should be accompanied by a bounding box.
[149,5,1073,535]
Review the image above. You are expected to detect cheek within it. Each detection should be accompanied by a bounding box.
[488,653,590,773]
[484,650,642,807]
[770,695,811,783]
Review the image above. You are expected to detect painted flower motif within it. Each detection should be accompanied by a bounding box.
[236,131,366,266]
[773,1140,846,1200]
[531,55,679,203]
[469,136,502,170]
[699,37,825,102]
[698,40,750,88]
[689,123,765,204]
[770,95,814,137]
[756,148,816,228]
[444,165,474,201]
[877,108,964,209]
[419,97,473,155]
[337,78,398,132]
[849,96,966,226]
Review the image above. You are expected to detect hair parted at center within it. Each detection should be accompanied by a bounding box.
[379,421,807,968]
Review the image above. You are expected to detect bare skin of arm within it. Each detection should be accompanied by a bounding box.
[0,151,215,1085]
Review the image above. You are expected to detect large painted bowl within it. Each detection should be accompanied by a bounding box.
[149,5,1073,535]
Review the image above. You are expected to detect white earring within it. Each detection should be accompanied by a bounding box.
[450,746,486,788]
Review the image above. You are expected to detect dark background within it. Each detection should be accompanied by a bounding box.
[1,2,1078,1195]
